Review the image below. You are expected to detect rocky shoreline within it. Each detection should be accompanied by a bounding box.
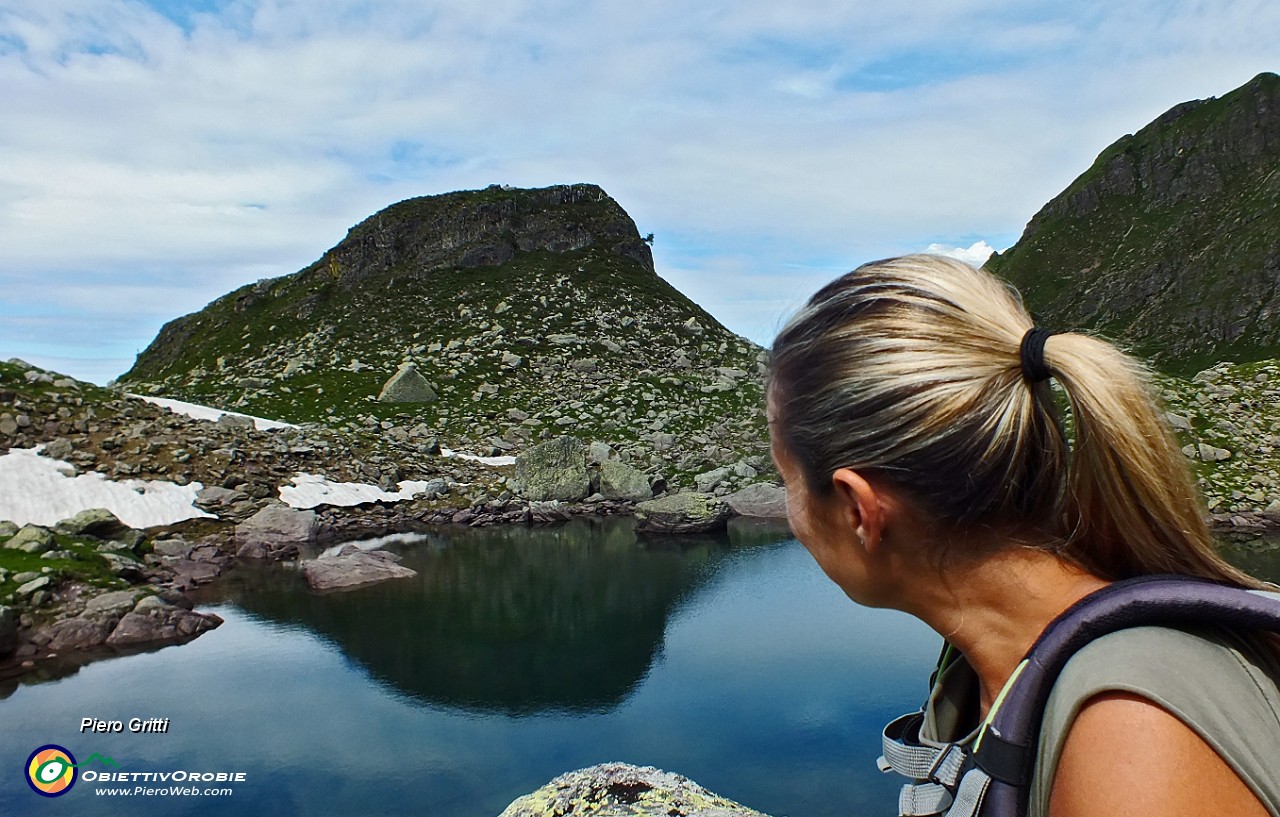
[3,352,1280,681]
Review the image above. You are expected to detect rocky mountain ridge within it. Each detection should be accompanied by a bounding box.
[121,183,769,485]
[987,72,1280,372]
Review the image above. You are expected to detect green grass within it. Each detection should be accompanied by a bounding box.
[0,533,138,603]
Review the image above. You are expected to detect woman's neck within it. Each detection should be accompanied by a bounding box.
[899,546,1109,716]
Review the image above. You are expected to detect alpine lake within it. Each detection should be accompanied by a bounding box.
[3,517,1278,817]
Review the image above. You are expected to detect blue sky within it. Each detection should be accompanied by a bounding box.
[1,0,1277,384]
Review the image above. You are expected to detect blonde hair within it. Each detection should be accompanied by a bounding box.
[768,254,1261,586]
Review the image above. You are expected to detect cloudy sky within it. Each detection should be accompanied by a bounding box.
[2,1,1277,384]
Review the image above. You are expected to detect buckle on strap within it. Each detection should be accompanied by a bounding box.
[898,782,953,817]
[880,711,969,788]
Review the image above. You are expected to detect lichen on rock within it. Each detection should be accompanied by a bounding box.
[499,762,772,817]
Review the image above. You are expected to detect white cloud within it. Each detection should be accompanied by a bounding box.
[923,241,997,268]
[1,0,1278,381]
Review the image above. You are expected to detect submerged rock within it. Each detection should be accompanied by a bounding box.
[634,492,730,534]
[302,546,418,592]
[499,762,771,817]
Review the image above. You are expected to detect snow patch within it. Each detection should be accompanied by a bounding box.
[0,447,215,528]
[440,447,516,467]
[279,473,438,510]
[129,394,296,431]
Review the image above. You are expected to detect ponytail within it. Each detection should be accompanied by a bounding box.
[769,254,1266,591]
[1045,333,1264,587]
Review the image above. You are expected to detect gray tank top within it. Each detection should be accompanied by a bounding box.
[1030,625,1280,817]
[920,625,1280,817]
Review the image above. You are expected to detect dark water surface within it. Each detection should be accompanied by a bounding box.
[3,519,1277,817]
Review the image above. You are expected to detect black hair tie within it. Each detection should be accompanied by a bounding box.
[1019,327,1056,383]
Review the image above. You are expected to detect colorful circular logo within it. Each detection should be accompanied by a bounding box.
[26,745,77,797]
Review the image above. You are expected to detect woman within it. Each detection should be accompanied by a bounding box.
[765,255,1280,816]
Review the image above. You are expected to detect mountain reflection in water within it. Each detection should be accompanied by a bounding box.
[204,516,792,715]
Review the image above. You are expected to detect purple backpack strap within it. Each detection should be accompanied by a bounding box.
[972,574,1280,817]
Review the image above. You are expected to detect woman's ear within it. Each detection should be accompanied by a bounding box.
[830,468,886,553]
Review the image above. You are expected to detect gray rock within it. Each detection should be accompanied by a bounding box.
[302,549,417,592]
[55,508,132,540]
[234,505,319,560]
[1196,443,1232,462]
[1166,413,1192,432]
[588,441,619,465]
[100,552,147,582]
[151,538,191,558]
[106,603,223,647]
[84,590,144,619]
[42,438,74,460]
[514,436,589,502]
[6,525,55,554]
[651,432,676,452]
[47,617,113,651]
[694,467,730,493]
[501,351,524,369]
[0,521,17,538]
[500,762,771,817]
[598,459,653,502]
[215,413,255,431]
[635,493,731,534]
[725,483,788,518]
[196,486,250,510]
[377,362,438,403]
[16,576,52,596]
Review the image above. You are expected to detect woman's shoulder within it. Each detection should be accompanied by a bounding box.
[1031,625,1280,816]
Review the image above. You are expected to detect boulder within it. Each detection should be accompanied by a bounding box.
[725,483,788,518]
[16,575,52,596]
[6,525,56,554]
[55,508,132,540]
[499,763,771,817]
[514,436,589,502]
[42,438,74,460]
[234,504,319,560]
[635,493,731,534]
[377,362,438,403]
[598,460,653,502]
[694,467,730,493]
[588,441,619,465]
[106,599,223,647]
[301,549,417,592]
[46,617,114,651]
[83,590,145,619]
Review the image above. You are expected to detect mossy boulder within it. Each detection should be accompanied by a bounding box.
[6,525,56,554]
[499,762,771,817]
[634,492,730,534]
[514,436,589,502]
[597,459,653,502]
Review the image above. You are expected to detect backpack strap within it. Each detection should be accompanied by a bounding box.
[879,575,1280,817]
[974,575,1280,817]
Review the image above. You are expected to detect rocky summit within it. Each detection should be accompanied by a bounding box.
[987,72,1280,372]
[120,183,769,485]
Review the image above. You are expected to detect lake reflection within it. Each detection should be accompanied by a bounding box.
[1,520,1275,817]
[214,517,744,715]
